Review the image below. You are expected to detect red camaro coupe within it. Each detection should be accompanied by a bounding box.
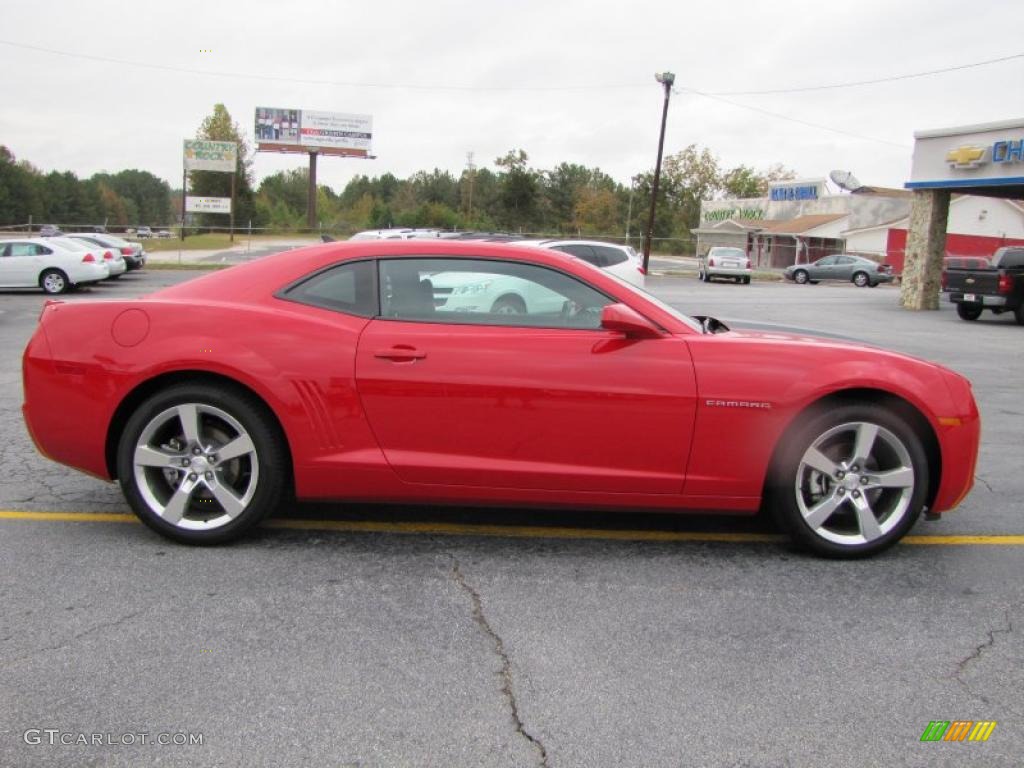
[22,241,980,557]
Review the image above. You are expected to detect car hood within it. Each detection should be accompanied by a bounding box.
[719,318,869,345]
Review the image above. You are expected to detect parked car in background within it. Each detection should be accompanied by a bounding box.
[49,236,126,279]
[698,247,752,284]
[526,239,646,287]
[39,224,63,237]
[136,226,154,239]
[945,246,1024,324]
[66,233,145,271]
[785,254,894,287]
[156,229,173,239]
[0,237,108,293]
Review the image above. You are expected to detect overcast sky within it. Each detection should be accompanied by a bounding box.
[1,0,1021,196]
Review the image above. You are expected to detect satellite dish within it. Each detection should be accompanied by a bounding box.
[829,170,864,192]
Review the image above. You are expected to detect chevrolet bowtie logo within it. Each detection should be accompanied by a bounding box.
[946,145,987,169]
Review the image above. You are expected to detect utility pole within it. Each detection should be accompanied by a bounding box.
[465,151,476,223]
[642,71,674,274]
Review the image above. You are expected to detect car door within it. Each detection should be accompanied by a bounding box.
[833,255,858,280]
[355,256,698,494]
[809,254,838,280]
[0,242,39,286]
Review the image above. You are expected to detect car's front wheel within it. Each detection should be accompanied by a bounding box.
[117,383,287,544]
[793,269,809,285]
[771,402,928,558]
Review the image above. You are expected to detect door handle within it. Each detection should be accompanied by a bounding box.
[374,347,427,362]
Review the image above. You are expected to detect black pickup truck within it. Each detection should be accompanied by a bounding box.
[945,246,1024,324]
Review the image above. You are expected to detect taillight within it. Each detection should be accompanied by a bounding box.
[637,265,646,275]
[82,253,95,263]
[103,250,113,260]
[998,272,1013,294]
[120,246,133,255]
[745,258,751,269]
[708,257,716,267]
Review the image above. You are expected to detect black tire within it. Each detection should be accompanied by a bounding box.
[743,276,751,285]
[956,303,983,321]
[491,295,526,315]
[117,382,288,544]
[39,269,69,295]
[852,271,870,287]
[793,269,809,285]
[1014,305,1024,325]
[769,402,928,558]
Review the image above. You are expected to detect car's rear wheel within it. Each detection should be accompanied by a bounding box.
[771,402,927,558]
[852,271,870,287]
[117,383,287,544]
[743,276,751,285]
[956,303,983,321]
[40,269,69,294]
[793,269,809,285]
[1014,305,1024,325]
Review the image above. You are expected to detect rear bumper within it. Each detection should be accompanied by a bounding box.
[707,267,752,278]
[949,292,1008,307]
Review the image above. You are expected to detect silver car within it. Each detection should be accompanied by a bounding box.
[785,254,894,287]
[698,246,752,284]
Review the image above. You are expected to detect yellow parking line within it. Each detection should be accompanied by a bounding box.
[1,510,1023,546]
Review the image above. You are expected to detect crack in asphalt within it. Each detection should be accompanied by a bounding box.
[4,608,147,667]
[951,610,1013,706]
[450,560,550,768]
[974,475,995,494]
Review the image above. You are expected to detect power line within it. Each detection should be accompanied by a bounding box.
[675,87,911,149]
[0,38,1020,96]
[700,52,1024,96]
[0,39,642,92]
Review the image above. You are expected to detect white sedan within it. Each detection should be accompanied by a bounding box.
[0,238,109,294]
[51,236,126,278]
[698,246,753,284]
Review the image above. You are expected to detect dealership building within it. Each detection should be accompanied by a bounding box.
[694,120,1024,276]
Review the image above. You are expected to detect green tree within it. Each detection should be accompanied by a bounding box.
[495,149,539,231]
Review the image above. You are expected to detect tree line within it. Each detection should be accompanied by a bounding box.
[2,103,795,251]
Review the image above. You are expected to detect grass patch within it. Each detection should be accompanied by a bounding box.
[145,261,232,271]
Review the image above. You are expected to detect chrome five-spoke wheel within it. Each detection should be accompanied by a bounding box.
[133,403,259,531]
[118,383,286,544]
[773,402,928,557]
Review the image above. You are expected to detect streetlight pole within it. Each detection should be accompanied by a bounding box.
[642,71,674,274]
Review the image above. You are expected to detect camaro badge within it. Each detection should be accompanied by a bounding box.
[705,399,772,409]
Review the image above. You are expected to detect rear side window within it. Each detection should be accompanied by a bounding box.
[282,260,378,316]
[553,244,602,267]
[996,249,1024,268]
[593,245,628,266]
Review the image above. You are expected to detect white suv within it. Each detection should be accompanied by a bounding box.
[525,240,646,287]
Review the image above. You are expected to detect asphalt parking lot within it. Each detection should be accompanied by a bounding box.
[1,268,1022,767]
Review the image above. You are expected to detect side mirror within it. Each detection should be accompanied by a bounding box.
[600,303,662,338]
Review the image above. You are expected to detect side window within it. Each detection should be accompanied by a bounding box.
[9,243,37,257]
[282,260,377,316]
[593,246,628,267]
[379,258,612,329]
[835,256,855,265]
[817,255,837,266]
[553,244,601,267]
[35,245,53,255]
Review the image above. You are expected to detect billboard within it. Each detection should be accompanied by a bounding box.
[255,107,373,156]
[183,140,237,172]
[185,196,232,214]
